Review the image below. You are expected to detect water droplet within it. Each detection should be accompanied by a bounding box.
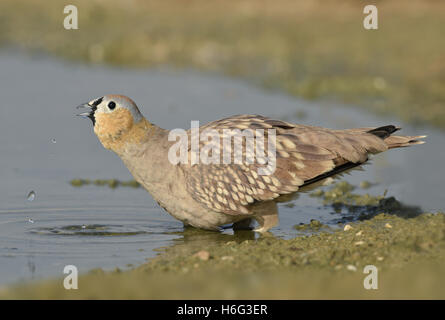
[51,138,57,144]
[27,191,36,202]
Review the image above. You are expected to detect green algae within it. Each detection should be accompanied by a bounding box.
[31,224,149,237]
[309,181,380,206]
[309,181,421,220]
[294,219,330,233]
[70,179,140,189]
[138,213,445,275]
[359,181,373,190]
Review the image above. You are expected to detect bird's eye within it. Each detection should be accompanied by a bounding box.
[108,101,116,110]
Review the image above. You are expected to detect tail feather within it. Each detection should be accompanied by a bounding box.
[296,125,425,191]
[367,125,426,149]
[367,125,401,139]
[384,134,427,149]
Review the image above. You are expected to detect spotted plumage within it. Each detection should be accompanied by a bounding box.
[78,96,426,233]
[181,114,424,218]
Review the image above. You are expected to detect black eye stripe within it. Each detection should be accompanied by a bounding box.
[92,97,103,107]
[108,101,116,110]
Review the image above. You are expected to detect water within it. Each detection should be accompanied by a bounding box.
[0,51,444,285]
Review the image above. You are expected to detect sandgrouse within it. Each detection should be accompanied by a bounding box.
[77,95,425,233]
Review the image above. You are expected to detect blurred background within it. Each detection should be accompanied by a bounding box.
[0,0,444,298]
[1,0,445,127]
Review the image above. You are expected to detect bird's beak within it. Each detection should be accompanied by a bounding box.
[76,103,91,117]
[76,103,96,125]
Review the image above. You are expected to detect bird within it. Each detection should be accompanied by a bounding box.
[77,94,426,233]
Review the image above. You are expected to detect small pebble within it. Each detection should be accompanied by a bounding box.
[193,250,210,261]
[346,265,357,272]
[354,241,365,246]
[385,223,393,229]
[344,224,353,231]
[221,256,234,261]
[355,230,363,236]
[377,256,384,261]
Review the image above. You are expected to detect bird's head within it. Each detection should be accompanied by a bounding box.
[77,94,150,152]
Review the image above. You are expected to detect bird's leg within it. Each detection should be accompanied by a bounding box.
[252,201,279,233]
[233,218,255,231]
[254,214,279,233]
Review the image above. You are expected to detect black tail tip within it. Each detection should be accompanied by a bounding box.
[368,125,401,139]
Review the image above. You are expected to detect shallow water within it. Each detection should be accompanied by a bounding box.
[0,52,443,285]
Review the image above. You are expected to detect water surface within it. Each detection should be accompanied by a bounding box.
[0,52,443,285]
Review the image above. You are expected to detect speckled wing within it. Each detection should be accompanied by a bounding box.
[182,115,389,215]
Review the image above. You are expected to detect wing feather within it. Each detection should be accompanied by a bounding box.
[181,115,388,215]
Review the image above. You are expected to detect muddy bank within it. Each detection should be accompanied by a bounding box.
[2,209,444,299]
